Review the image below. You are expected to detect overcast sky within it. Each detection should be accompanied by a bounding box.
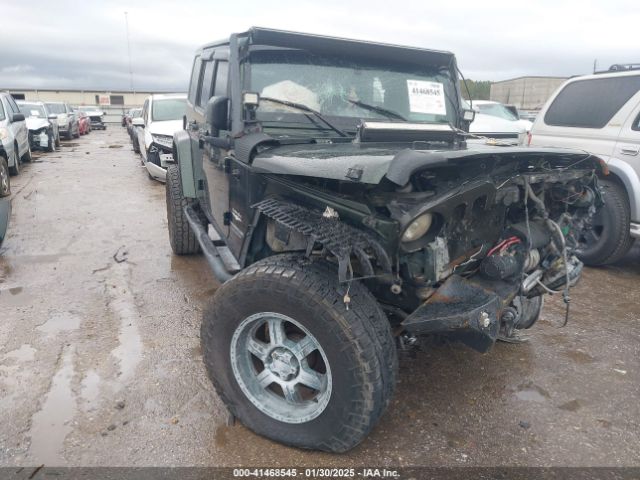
[1,0,637,91]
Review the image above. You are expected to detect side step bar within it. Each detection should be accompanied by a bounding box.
[183,205,233,283]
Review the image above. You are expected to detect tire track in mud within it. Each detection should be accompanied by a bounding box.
[26,345,77,466]
[104,262,143,387]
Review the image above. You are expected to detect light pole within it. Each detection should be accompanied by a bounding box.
[124,11,135,100]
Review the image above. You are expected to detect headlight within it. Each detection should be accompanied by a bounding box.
[0,128,7,141]
[152,134,173,148]
[401,213,433,243]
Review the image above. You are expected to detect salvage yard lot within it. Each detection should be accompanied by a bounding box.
[0,128,639,467]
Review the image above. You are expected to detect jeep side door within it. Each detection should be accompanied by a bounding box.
[191,49,231,238]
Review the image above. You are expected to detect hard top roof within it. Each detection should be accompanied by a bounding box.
[199,27,455,66]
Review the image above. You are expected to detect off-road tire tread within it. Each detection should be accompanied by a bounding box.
[166,164,201,255]
[201,254,397,452]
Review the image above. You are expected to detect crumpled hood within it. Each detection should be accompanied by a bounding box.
[252,141,598,186]
[148,120,182,137]
[26,118,49,131]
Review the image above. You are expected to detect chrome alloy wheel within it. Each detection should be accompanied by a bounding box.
[230,312,332,424]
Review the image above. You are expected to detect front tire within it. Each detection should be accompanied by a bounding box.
[166,164,201,254]
[47,131,56,152]
[577,179,634,265]
[8,147,19,176]
[0,155,10,196]
[22,145,32,163]
[202,255,398,452]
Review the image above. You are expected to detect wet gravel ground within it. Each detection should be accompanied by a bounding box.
[0,128,639,467]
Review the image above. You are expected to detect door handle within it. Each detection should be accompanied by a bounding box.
[620,146,639,156]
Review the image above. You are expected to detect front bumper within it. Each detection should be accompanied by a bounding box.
[28,129,50,150]
[401,256,582,353]
[145,161,167,182]
[401,275,509,352]
[89,116,106,129]
[147,143,174,169]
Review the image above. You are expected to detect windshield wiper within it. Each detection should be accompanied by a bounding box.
[346,99,407,121]
[260,96,349,138]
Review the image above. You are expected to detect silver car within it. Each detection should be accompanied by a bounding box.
[0,92,31,176]
[17,100,60,152]
[45,102,79,140]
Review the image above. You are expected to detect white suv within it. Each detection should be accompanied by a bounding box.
[134,93,187,182]
[530,66,640,265]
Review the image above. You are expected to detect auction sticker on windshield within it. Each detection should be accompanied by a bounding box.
[407,80,446,115]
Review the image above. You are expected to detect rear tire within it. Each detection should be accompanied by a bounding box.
[577,179,634,265]
[166,164,201,254]
[201,255,398,452]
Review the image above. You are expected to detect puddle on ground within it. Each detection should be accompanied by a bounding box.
[558,399,582,412]
[80,369,101,412]
[514,382,550,403]
[3,344,36,363]
[36,312,82,335]
[0,285,26,307]
[107,264,143,385]
[27,346,77,465]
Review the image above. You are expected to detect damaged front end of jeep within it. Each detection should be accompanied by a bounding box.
[254,147,603,353]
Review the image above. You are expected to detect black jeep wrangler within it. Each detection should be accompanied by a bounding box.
[167,28,605,452]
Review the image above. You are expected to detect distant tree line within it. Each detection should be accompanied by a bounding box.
[459,80,491,100]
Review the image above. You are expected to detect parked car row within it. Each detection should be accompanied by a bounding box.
[0,94,104,246]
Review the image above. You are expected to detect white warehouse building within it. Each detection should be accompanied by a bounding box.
[490,76,568,111]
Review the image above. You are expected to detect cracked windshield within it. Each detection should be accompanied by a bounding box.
[248,50,457,133]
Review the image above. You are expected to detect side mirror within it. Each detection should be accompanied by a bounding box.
[11,113,25,122]
[132,117,144,127]
[462,109,476,123]
[206,96,229,133]
[48,113,57,120]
